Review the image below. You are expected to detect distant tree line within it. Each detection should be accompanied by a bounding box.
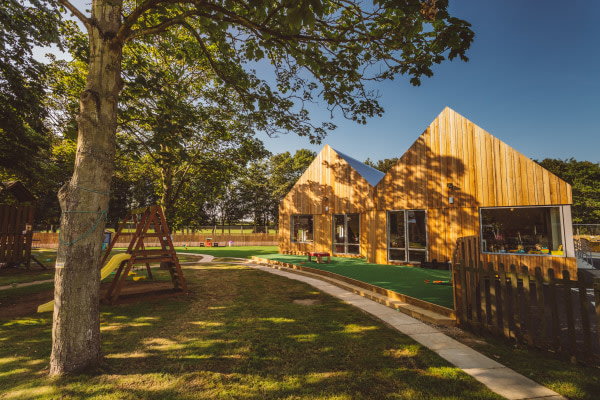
[536,158,600,224]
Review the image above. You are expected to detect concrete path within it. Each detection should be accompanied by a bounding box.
[245,261,565,400]
[0,279,54,291]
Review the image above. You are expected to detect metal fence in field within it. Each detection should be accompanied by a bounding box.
[573,224,600,237]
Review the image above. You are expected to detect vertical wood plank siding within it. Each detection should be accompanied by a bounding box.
[279,108,575,278]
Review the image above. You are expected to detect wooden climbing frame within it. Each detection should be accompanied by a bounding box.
[100,205,187,304]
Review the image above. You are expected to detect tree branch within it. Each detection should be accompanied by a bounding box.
[120,10,197,42]
[58,0,91,31]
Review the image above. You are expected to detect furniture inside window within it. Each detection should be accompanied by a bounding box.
[333,213,360,254]
[292,215,314,243]
[480,206,563,255]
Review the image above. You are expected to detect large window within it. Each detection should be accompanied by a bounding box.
[480,206,564,255]
[333,214,360,254]
[292,215,314,243]
[387,210,427,263]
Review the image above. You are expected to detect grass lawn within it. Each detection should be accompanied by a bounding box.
[259,254,454,309]
[0,264,502,399]
[2,248,599,398]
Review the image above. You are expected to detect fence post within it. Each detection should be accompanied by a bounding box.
[562,270,577,359]
[460,261,469,324]
[498,263,510,340]
[534,267,546,347]
[510,264,521,344]
[547,268,561,352]
[578,270,593,363]
[594,278,600,359]
[478,260,487,331]
[521,266,533,347]
[487,262,498,335]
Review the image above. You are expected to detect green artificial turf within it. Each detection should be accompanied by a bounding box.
[175,245,279,259]
[259,254,454,309]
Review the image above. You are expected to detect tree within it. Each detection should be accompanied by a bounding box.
[118,32,269,222]
[536,158,600,224]
[0,0,61,178]
[364,157,400,173]
[52,0,474,375]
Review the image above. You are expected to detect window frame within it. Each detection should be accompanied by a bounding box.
[387,209,428,263]
[291,214,314,243]
[332,213,361,255]
[479,205,566,257]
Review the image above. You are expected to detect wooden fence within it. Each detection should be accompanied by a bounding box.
[453,260,600,365]
[32,232,277,248]
[1,204,34,268]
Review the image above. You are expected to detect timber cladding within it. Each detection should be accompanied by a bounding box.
[279,107,576,278]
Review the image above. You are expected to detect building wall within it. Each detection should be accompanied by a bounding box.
[279,108,577,278]
[279,145,376,254]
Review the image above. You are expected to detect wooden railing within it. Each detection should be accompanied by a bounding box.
[453,260,600,365]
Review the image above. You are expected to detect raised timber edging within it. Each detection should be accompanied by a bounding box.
[252,256,455,321]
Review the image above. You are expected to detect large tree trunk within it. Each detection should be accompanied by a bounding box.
[50,0,123,376]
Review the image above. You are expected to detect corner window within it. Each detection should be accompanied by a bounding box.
[292,215,314,243]
[333,214,360,254]
[480,206,564,256]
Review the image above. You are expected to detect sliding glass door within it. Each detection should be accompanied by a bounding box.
[387,210,427,263]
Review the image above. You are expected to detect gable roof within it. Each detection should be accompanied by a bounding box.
[374,107,572,209]
[332,148,385,186]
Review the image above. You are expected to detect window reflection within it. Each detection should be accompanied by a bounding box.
[480,207,563,255]
[292,215,313,243]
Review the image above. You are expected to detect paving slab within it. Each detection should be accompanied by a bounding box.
[462,367,562,400]
[245,262,566,400]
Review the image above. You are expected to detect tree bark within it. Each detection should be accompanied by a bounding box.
[50,0,123,376]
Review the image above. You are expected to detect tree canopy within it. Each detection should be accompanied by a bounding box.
[536,158,600,224]
[0,0,61,177]
[47,0,475,375]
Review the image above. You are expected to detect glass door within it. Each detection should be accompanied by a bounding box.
[407,210,427,262]
[387,210,427,262]
[333,214,360,254]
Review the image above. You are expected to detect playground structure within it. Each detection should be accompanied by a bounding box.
[37,205,187,312]
[101,205,187,304]
[0,181,44,269]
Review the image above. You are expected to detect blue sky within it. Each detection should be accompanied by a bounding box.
[45,1,600,163]
[259,1,600,163]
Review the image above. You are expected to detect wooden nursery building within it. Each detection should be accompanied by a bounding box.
[278,107,577,278]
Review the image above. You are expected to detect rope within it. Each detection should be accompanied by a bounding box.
[71,183,110,197]
[58,207,108,246]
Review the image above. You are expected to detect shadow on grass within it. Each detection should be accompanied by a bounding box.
[0,266,502,399]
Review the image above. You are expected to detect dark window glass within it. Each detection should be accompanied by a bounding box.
[389,249,406,261]
[480,207,563,255]
[347,214,360,244]
[347,245,360,254]
[408,250,426,263]
[333,213,360,254]
[388,211,405,250]
[407,211,427,250]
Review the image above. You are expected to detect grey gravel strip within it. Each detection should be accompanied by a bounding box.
[245,262,565,400]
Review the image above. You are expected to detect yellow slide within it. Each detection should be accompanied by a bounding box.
[37,253,132,313]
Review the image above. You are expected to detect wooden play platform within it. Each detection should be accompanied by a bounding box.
[101,205,187,304]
